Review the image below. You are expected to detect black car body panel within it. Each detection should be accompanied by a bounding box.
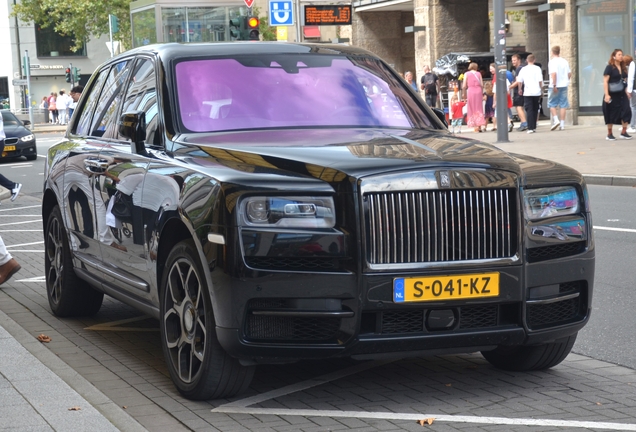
[42,42,594,394]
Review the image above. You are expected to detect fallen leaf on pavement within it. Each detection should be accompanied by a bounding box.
[445,383,452,387]
[417,418,435,425]
[577,152,585,154]
[37,334,51,343]
[68,406,81,411]
[123,406,127,409]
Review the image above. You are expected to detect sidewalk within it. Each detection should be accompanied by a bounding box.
[457,119,636,186]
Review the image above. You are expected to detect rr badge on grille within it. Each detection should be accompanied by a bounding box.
[439,171,451,188]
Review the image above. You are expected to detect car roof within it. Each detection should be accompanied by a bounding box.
[113,42,377,63]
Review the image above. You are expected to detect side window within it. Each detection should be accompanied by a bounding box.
[119,58,160,146]
[89,60,133,138]
[75,69,108,136]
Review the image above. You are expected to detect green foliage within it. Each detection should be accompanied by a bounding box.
[11,0,132,52]
[252,7,276,41]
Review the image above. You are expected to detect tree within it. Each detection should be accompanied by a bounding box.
[11,0,131,52]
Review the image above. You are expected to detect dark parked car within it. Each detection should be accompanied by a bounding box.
[42,42,595,400]
[1,110,37,161]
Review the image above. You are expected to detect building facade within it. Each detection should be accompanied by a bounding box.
[0,0,115,111]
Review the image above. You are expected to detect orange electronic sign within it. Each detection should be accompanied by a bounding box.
[304,5,352,25]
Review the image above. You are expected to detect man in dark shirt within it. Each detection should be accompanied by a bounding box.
[420,65,440,108]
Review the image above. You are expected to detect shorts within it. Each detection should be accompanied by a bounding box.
[548,87,569,109]
[451,118,463,127]
[513,93,524,107]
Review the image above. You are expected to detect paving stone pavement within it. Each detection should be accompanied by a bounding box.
[1,181,636,431]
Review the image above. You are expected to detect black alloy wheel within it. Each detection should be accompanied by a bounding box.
[45,205,103,317]
[160,240,254,400]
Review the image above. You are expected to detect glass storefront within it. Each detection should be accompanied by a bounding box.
[578,0,634,110]
[132,4,245,47]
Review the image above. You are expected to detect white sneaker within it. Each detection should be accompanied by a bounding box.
[11,183,22,201]
[559,126,565,131]
[550,122,559,131]
[627,127,636,133]
[527,130,535,134]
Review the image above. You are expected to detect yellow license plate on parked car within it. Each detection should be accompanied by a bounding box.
[393,272,499,302]
[3,145,15,151]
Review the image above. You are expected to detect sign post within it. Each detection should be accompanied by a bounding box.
[23,50,34,127]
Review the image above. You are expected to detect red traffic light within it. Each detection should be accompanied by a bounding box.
[247,17,259,28]
[65,68,71,73]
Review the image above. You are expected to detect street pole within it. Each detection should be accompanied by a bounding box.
[24,50,34,127]
[70,62,75,87]
[109,16,114,58]
[493,0,509,143]
[294,0,301,42]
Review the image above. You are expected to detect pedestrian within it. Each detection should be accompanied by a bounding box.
[509,54,528,131]
[449,93,466,134]
[404,71,418,93]
[516,54,544,134]
[626,50,636,133]
[548,45,571,131]
[490,63,514,132]
[39,96,49,123]
[0,114,23,202]
[58,90,71,125]
[483,80,495,131]
[0,235,21,285]
[462,62,486,133]
[48,92,58,124]
[68,85,83,119]
[602,48,631,140]
[420,65,440,108]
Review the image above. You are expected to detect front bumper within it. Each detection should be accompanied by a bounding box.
[214,247,594,362]
[1,138,37,159]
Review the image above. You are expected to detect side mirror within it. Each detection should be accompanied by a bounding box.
[118,111,147,154]
[431,108,448,128]
[22,120,31,126]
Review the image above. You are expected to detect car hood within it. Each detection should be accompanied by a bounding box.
[175,128,578,188]
[2,125,31,138]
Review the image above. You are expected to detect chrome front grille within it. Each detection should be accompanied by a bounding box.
[366,189,517,264]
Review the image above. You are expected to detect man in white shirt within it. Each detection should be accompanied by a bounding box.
[548,46,571,131]
[626,50,636,133]
[517,54,544,133]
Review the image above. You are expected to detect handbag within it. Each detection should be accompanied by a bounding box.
[609,80,625,93]
[110,190,133,221]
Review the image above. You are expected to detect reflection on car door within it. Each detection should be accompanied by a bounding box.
[95,57,161,300]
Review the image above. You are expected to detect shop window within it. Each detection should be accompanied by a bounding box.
[35,25,86,58]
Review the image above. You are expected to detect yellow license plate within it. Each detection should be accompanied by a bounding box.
[3,145,15,151]
[393,272,499,303]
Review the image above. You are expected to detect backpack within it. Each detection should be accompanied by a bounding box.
[423,73,437,94]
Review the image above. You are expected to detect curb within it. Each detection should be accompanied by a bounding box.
[0,308,147,432]
[583,174,636,187]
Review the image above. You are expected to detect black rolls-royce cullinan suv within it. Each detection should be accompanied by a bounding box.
[42,42,595,400]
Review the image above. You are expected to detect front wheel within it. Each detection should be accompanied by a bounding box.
[45,205,103,317]
[160,240,254,400]
[481,334,577,371]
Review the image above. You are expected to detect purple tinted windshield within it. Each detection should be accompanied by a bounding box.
[175,55,425,132]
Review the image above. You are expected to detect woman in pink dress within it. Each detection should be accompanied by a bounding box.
[462,62,486,132]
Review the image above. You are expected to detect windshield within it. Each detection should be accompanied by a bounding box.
[1,111,20,126]
[175,54,432,133]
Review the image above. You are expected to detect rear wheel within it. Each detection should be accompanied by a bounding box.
[160,240,254,400]
[481,334,577,371]
[45,205,103,317]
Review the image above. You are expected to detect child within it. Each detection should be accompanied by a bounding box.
[483,81,494,131]
[450,94,466,134]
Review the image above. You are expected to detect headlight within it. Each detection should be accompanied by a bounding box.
[20,134,34,142]
[523,186,579,220]
[240,196,335,228]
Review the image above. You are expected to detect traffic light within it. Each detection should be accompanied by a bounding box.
[73,67,81,83]
[229,17,243,40]
[247,16,260,40]
[65,68,71,83]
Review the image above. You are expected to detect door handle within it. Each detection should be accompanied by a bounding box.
[84,158,110,173]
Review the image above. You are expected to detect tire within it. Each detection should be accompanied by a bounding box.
[481,334,577,371]
[160,240,254,400]
[45,205,104,317]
